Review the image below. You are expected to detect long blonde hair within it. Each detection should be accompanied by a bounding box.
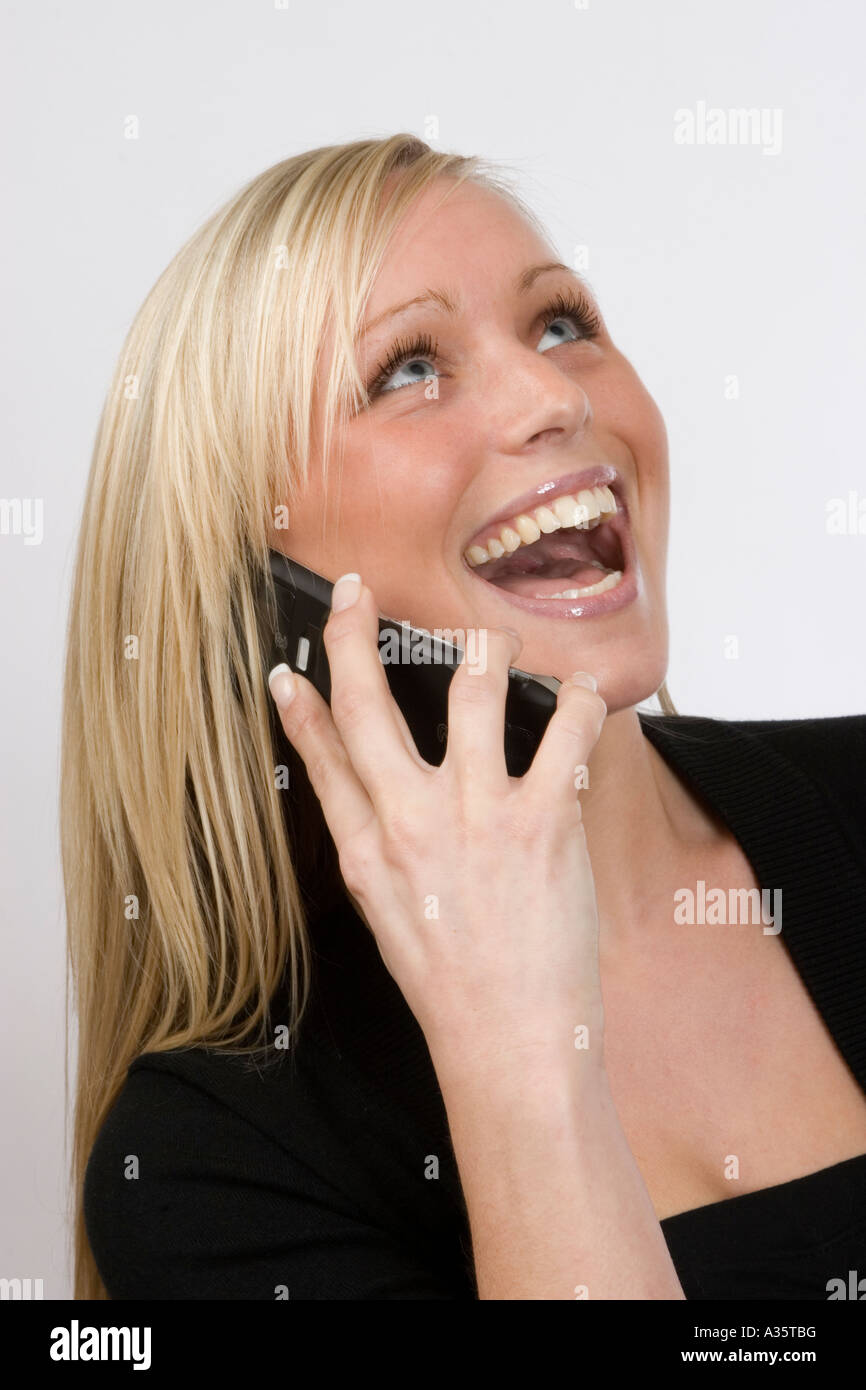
[62,132,676,1299]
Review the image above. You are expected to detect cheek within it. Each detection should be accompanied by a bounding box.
[634,399,670,543]
[605,363,668,469]
[289,445,462,590]
[638,398,670,498]
[344,428,467,547]
[603,364,670,538]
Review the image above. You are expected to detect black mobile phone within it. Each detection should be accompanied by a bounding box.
[264,549,560,777]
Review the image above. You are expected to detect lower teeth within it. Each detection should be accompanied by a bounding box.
[540,570,622,600]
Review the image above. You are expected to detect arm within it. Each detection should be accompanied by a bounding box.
[269,574,684,1301]
[85,1064,469,1300]
[432,1051,683,1300]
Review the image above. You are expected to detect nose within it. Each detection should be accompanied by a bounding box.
[490,345,594,456]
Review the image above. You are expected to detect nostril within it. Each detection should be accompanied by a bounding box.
[528,427,565,447]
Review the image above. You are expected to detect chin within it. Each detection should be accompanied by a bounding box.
[595,649,669,715]
[468,564,669,714]
[532,628,668,714]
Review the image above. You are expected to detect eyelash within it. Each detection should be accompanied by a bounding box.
[366,288,603,400]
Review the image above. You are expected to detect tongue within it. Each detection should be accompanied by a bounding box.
[475,527,618,596]
[494,560,613,597]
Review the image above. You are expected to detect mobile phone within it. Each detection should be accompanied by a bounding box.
[264,549,560,777]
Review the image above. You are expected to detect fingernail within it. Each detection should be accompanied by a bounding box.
[268,663,297,709]
[331,572,361,612]
[496,626,521,640]
[568,670,597,691]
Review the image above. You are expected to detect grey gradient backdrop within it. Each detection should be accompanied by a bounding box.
[1,0,864,1297]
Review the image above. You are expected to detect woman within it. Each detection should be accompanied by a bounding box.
[64,133,866,1300]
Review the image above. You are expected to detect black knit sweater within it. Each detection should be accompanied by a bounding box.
[84,712,866,1299]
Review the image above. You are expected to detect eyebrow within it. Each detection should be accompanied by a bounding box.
[358,260,577,340]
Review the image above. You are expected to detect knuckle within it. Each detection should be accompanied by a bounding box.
[338,830,378,896]
[502,795,545,846]
[486,626,520,662]
[558,688,606,737]
[450,665,501,704]
[323,608,357,648]
[459,783,521,842]
[380,801,425,858]
[281,692,325,743]
[330,683,373,733]
[323,586,373,646]
[554,713,593,742]
[305,741,346,797]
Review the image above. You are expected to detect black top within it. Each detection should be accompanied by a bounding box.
[84,712,866,1300]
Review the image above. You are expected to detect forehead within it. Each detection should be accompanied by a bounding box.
[366,177,554,310]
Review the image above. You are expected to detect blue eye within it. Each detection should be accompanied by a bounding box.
[536,289,602,352]
[537,315,582,352]
[368,332,440,397]
[380,354,439,394]
[365,288,601,402]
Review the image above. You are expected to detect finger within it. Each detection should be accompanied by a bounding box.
[268,663,375,845]
[323,574,426,808]
[442,625,523,795]
[373,632,434,770]
[520,671,607,813]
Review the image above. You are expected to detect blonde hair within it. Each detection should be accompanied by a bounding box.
[62,133,541,1300]
[62,132,677,1299]
[657,683,677,715]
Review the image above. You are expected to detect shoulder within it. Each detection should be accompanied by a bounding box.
[85,1045,296,1166]
[722,712,865,851]
[84,1008,468,1297]
[642,709,866,808]
[83,1048,324,1297]
[83,1035,381,1242]
[641,709,866,867]
[723,710,866,768]
[641,708,866,760]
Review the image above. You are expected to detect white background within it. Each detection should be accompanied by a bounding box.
[2,0,864,1297]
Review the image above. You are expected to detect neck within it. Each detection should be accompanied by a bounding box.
[580,707,725,936]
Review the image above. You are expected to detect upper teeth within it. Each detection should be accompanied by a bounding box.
[464,485,617,567]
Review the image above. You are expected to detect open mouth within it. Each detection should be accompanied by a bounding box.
[462,472,634,616]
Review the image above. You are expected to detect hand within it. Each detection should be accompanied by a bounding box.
[268,573,608,1080]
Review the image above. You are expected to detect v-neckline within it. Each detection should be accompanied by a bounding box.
[638,712,866,1225]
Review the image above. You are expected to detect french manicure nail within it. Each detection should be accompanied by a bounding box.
[331,573,361,612]
[568,670,597,691]
[268,663,297,709]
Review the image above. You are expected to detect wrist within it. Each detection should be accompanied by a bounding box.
[428,1026,610,1117]
[434,1053,625,1195]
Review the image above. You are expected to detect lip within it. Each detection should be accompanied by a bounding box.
[463,462,619,551]
[461,463,640,620]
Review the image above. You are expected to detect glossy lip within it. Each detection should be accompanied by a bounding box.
[461,464,641,620]
[463,462,619,551]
